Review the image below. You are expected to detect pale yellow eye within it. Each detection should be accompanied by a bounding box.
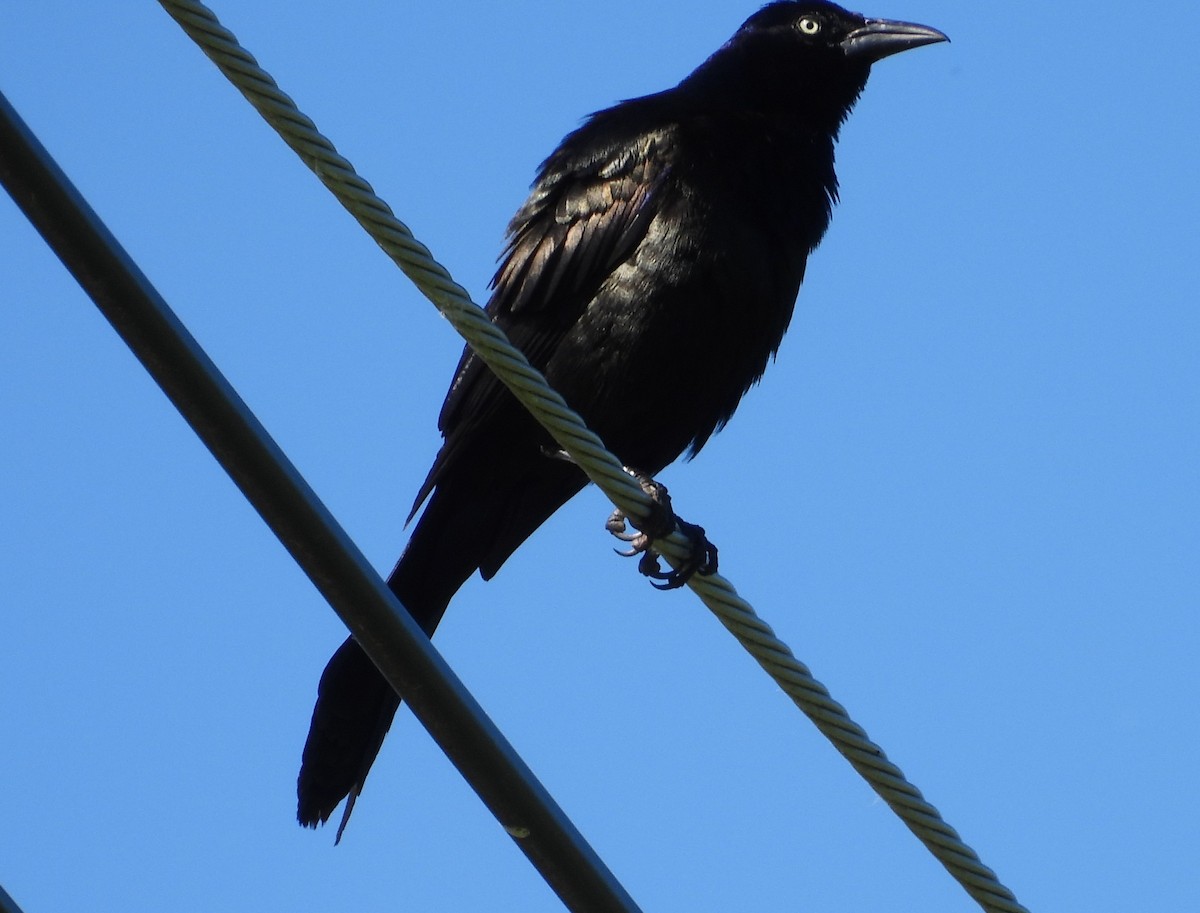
[797,17,821,35]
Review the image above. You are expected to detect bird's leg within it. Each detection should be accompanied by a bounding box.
[547,448,716,584]
[606,470,718,590]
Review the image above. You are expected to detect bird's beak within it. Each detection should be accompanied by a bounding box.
[840,18,949,63]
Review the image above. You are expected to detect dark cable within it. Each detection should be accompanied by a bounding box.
[0,88,642,913]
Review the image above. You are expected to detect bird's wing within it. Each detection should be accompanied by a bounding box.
[445,131,672,427]
[491,134,670,320]
[407,130,674,519]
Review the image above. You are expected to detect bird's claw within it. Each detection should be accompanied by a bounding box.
[609,528,643,544]
[634,519,719,590]
[605,472,718,589]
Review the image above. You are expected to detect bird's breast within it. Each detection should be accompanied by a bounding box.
[543,169,818,468]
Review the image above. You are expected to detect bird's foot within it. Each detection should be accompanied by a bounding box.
[606,471,718,590]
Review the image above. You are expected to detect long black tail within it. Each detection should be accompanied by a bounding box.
[295,635,403,841]
[295,479,483,840]
[295,451,585,839]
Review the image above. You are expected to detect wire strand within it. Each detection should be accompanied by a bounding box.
[157,3,1030,910]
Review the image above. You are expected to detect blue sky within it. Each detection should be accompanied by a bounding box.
[2,2,1197,911]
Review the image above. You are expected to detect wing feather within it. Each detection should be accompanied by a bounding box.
[407,127,674,520]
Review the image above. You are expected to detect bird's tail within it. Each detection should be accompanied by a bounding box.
[296,448,586,839]
[296,635,404,842]
[295,483,484,840]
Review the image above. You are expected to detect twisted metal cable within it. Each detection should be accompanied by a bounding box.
[158,3,1029,910]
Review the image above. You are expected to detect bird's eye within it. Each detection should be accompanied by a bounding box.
[797,17,821,35]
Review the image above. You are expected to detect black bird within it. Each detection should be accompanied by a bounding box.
[298,0,946,839]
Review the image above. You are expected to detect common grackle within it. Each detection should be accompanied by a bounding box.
[298,0,947,839]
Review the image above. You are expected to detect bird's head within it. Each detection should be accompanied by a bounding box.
[683,1,947,127]
[741,1,947,64]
